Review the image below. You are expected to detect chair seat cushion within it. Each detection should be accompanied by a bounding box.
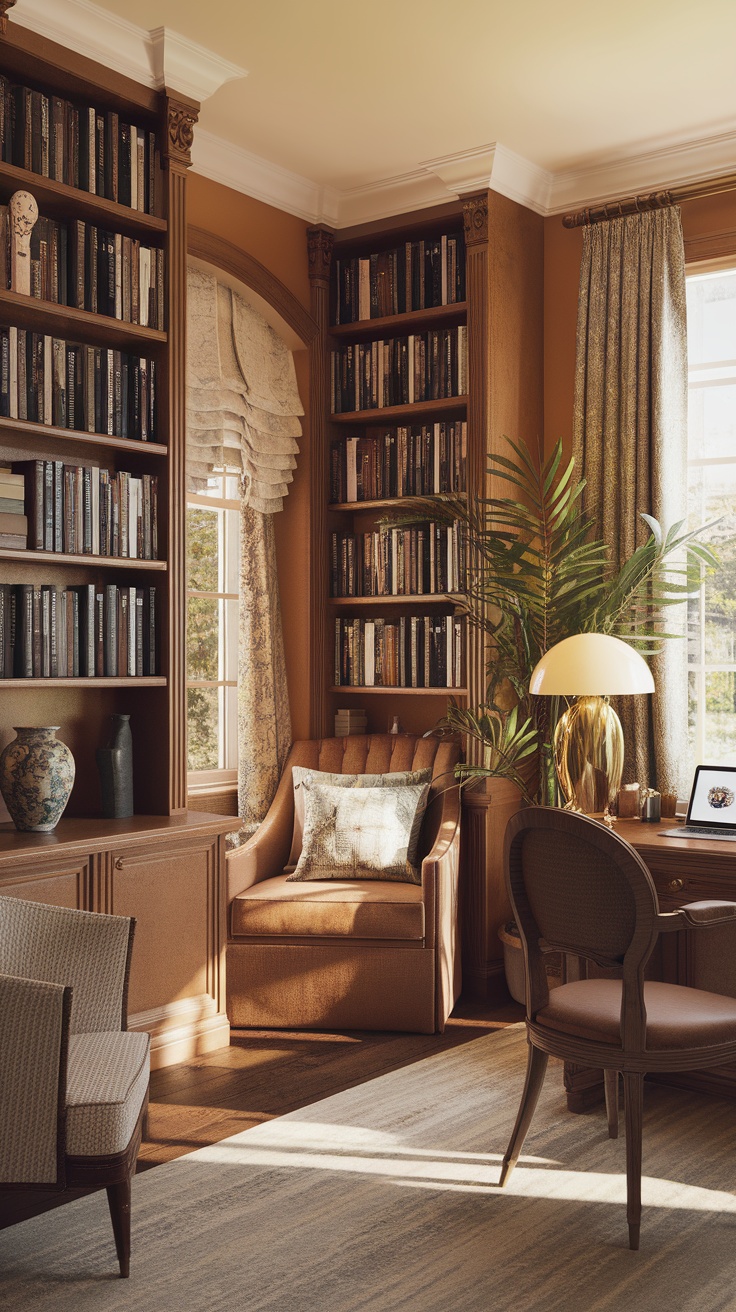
[66,1030,150,1158]
[537,978,736,1050]
[231,873,425,940]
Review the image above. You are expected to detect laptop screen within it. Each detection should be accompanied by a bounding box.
[686,765,736,828]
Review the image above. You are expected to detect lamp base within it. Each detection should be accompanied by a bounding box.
[553,696,624,815]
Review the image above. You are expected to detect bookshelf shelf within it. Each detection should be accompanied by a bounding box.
[329,594,464,607]
[1,676,167,687]
[0,415,167,456]
[0,548,166,569]
[328,494,465,513]
[330,685,467,696]
[330,302,467,342]
[0,160,167,241]
[333,396,468,425]
[0,289,167,352]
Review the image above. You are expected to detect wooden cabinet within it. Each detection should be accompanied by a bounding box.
[0,812,231,1068]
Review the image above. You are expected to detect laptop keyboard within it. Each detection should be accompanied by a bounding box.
[659,826,736,841]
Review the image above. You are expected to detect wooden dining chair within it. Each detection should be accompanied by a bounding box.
[499,807,736,1249]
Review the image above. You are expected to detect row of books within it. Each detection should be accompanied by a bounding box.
[0,466,25,547]
[0,207,165,329]
[0,329,158,440]
[0,582,157,679]
[335,615,463,689]
[0,77,159,214]
[14,460,158,559]
[331,327,467,414]
[330,522,464,598]
[330,422,467,503]
[333,235,466,324]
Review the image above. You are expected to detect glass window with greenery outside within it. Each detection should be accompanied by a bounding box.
[186,473,240,782]
[687,266,736,783]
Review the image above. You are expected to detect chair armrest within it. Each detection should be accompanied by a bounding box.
[420,785,461,938]
[0,897,134,1035]
[666,901,736,998]
[680,900,736,925]
[227,766,296,902]
[0,973,70,1186]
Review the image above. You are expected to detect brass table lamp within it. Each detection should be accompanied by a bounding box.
[529,633,655,814]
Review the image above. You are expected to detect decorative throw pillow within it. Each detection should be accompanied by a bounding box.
[287,780,431,885]
[286,765,432,870]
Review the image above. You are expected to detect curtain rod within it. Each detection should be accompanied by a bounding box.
[562,172,736,229]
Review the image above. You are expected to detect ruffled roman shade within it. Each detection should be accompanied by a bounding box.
[186,265,303,513]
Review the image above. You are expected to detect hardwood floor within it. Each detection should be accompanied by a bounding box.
[0,996,523,1228]
[139,998,524,1168]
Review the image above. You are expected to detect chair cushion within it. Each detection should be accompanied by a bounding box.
[288,780,429,885]
[287,765,432,869]
[538,978,736,1050]
[65,1030,150,1158]
[231,873,425,940]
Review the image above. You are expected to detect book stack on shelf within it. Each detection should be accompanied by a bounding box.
[0,464,25,546]
[0,75,159,213]
[0,330,157,438]
[322,217,469,732]
[0,580,156,679]
[334,707,367,738]
[330,520,463,599]
[0,205,165,326]
[18,459,157,558]
[330,420,467,503]
[335,614,462,690]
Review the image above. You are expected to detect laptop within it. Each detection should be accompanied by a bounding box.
[660,764,736,841]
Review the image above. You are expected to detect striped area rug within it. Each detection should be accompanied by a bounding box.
[2,1024,736,1311]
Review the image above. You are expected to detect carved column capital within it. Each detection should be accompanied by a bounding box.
[462,193,489,247]
[0,0,18,35]
[307,226,334,284]
[163,95,199,169]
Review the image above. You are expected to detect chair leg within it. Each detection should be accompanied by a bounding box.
[107,1175,132,1278]
[604,1069,620,1139]
[499,1043,548,1187]
[623,1072,644,1251]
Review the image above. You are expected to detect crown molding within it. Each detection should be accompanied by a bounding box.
[192,130,340,227]
[423,143,552,215]
[12,0,246,103]
[547,124,736,214]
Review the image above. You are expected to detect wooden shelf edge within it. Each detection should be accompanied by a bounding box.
[330,302,467,341]
[331,396,468,424]
[0,549,166,569]
[0,677,166,687]
[0,414,167,455]
[329,594,464,606]
[0,289,167,348]
[328,494,467,511]
[0,160,167,237]
[329,686,467,696]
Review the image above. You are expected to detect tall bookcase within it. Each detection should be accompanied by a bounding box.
[0,11,232,1069]
[308,193,544,1002]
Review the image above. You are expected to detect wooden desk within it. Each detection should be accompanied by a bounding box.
[565,816,736,1110]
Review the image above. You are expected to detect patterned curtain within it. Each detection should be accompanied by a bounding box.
[187,265,303,831]
[572,207,688,795]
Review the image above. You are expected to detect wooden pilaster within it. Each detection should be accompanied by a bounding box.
[306,225,334,738]
[0,1,17,36]
[162,91,199,812]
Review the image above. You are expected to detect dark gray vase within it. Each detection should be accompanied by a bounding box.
[97,714,134,818]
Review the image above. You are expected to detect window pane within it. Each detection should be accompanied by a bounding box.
[187,595,219,680]
[187,687,219,770]
[187,506,219,592]
[687,270,736,366]
[704,672,736,766]
[687,382,736,461]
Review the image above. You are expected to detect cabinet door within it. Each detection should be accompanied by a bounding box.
[0,856,92,909]
[102,836,226,1044]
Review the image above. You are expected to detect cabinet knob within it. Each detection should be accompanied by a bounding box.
[115,858,124,870]
[668,877,684,892]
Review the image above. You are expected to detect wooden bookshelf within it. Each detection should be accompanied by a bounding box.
[0,288,167,350]
[332,396,468,425]
[0,548,166,568]
[330,301,467,341]
[0,159,168,238]
[0,414,167,456]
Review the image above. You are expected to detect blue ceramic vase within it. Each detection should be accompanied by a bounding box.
[0,726,75,832]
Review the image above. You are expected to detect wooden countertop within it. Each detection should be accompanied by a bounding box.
[0,810,235,866]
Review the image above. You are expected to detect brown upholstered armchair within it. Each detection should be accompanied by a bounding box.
[226,734,461,1033]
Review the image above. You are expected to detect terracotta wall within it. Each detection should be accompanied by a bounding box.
[187,175,314,742]
[543,192,736,462]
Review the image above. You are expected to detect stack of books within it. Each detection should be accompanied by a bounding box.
[334,708,368,737]
[335,615,462,689]
[16,459,158,559]
[0,467,27,548]
[334,235,466,324]
[330,421,467,503]
[0,581,157,678]
[331,327,467,414]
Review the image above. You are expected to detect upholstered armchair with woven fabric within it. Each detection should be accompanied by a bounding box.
[0,897,150,1278]
[226,734,462,1033]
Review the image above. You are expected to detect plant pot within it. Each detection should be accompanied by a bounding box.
[498,921,525,1004]
[0,726,75,832]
